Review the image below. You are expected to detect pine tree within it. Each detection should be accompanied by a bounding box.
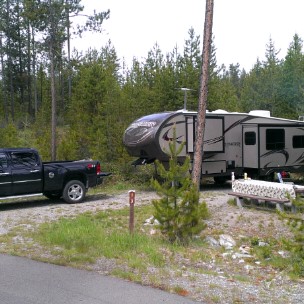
[151,126,208,244]
[280,34,304,118]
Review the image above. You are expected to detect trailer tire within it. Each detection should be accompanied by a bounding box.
[214,176,228,185]
[62,180,86,204]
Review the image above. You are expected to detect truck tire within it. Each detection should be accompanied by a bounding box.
[62,180,86,204]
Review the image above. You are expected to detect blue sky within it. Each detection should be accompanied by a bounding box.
[73,0,304,71]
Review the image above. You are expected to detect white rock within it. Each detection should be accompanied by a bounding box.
[244,264,254,271]
[258,241,269,247]
[219,234,236,249]
[154,219,160,225]
[239,245,251,254]
[205,236,220,247]
[278,250,290,258]
[149,229,157,235]
[233,253,253,259]
[144,216,154,225]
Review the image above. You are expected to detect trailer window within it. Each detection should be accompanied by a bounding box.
[244,132,256,145]
[293,135,304,148]
[266,129,285,150]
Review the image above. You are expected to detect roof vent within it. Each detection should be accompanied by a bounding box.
[212,109,228,114]
[248,110,271,117]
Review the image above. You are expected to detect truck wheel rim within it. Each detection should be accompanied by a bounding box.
[68,184,83,201]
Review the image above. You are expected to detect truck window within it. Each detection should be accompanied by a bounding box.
[244,132,256,145]
[266,129,285,150]
[11,152,39,167]
[0,153,8,169]
[293,135,304,148]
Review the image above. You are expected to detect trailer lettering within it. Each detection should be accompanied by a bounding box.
[130,121,156,128]
[225,142,241,147]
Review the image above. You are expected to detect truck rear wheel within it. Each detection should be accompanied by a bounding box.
[63,180,86,204]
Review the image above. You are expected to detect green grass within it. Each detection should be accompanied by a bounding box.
[248,233,304,278]
[34,207,166,268]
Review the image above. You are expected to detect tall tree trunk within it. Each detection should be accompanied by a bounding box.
[6,0,14,121]
[0,34,8,123]
[16,0,25,109]
[49,0,57,161]
[66,0,71,101]
[192,0,214,188]
[50,42,57,161]
[27,20,32,116]
[31,26,38,116]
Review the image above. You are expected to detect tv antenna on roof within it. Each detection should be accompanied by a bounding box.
[179,88,195,110]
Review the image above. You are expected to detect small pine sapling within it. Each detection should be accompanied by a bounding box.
[151,125,209,244]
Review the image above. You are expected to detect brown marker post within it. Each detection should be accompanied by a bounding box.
[129,190,135,234]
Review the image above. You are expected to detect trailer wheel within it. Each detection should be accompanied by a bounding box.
[214,176,228,185]
[62,180,86,204]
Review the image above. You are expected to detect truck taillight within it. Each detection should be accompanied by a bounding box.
[96,163,101,174]
[87,163,100,173]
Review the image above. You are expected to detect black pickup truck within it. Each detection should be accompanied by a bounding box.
[0,148,111,204]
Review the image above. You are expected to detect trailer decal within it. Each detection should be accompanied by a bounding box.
[261,150,289,164]
[224,117,252,134]
[162,129,183,143]
[294,152,304,164]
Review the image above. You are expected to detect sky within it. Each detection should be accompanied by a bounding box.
[72,0,304,71]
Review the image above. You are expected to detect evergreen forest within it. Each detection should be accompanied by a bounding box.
[1,0,304,170]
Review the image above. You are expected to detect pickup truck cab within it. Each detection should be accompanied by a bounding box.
[0,148,111,203]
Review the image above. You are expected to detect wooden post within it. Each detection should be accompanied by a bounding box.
[129,190,135,234]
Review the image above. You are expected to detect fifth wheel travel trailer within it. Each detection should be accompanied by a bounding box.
[123,109,304,183]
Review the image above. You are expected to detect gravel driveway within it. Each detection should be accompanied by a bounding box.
[0,188,303,304]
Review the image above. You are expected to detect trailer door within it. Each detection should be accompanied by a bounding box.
[243,126,259,168]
